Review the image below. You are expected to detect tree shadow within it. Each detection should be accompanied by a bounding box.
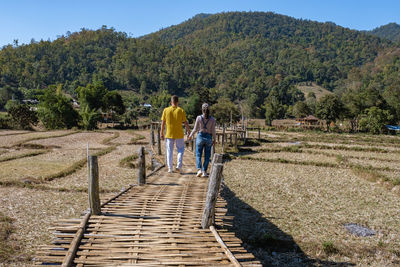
[220,185,356,267]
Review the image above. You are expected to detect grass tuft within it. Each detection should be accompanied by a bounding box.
[239,156,338,168]
[127,131,146,144]
[43,146,116,181]
[119,154,139,168]
[322,241,338,255]
[101,132,120,145]
[12,130,79,148]
[335,154,348,164]
[351,166,389,183]
[0,150,49,163]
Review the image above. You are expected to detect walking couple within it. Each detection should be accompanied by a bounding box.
[161,95,216,177]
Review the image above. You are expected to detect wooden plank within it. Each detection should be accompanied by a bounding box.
[61,212,90,267]
[210,226,242,267]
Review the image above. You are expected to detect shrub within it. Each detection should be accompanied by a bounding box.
[80,105,101,130]
[37,88,80,129]
[8,104,38,130]
[359,107,394,134]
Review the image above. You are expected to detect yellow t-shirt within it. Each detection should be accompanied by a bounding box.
[161,106,187,139]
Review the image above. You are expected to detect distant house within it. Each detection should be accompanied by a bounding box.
[72,100,80,108]
[296,115,320,126]
[22,99,39,105]
[101,110,115,123]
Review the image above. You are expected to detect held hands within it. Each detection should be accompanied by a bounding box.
[161,133,165,140]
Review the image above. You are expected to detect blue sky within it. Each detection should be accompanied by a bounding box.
[0,0,399,47]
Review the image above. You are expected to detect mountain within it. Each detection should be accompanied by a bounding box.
[0,11,396,118]
[368,23,400,42]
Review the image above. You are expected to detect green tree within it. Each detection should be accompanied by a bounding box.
[80,105,101,130]
[264,95,285,126]
[76,82,108,111]
[359,107,394,134]
[140,81,149,95]
[0,86,23,109]
[316,95,344,131]
[37,88,79,129]
[123,109,139,127]
[182,95,202,123]
[4,99,20,111]
[102,91,125,114]
[305,92,317,114]
[210,98,240,124]
[8,104,38,130]
[292,101,310,118]
[149,90,171,121]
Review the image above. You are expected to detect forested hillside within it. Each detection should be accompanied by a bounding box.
[0,11,399,127]
[368,23,400,42]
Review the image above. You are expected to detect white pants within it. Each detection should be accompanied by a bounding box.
[165,138,185,170]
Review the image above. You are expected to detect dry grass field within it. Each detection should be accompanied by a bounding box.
[223,130,400,266]
[0,129,150,266]
[1,128,400,266]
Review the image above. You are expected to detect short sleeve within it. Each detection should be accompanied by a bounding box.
[161,108,166,121]
[181,109,187,122]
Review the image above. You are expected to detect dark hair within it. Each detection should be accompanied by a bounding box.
[203,108,210,119]
[171,95,179,104]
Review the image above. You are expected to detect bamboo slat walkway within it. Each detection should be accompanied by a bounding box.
[35,145,261,266]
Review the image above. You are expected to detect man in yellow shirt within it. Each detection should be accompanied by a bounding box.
[161,95,191,173]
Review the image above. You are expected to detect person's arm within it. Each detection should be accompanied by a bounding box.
[160,109,166,140]
[161,120,166,140]
[184,120,191,138]
[181,109,191,139]
[189,116,199,139]
[212,119,216,146]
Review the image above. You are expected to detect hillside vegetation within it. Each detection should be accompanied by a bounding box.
[296,83,332,100]
[0,12,399,131]
[368,23,400,42]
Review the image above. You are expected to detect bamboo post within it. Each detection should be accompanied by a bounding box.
[211,144,215,160]
[234,132,238,149]
[88,156,101,215]
[229,133,232,144]
[201,161,224,229]
[210,153,223,176]
[258,127,261,140]
[157,126,162,155]
[138,146,146,185]
[150,124,155,146]
[222,125,226,153]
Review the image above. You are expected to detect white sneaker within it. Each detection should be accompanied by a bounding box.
[168,169,174,173]
[201,171,208,177]
[176,167,183,174]
[196,169,202,177]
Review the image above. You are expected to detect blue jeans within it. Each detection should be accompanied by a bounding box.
[196,132,213,172]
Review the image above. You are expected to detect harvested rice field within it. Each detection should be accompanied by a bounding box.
[1,128,400,266]
[223,130,400,266]
[0,130,74,148]
[0,129,151,266]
